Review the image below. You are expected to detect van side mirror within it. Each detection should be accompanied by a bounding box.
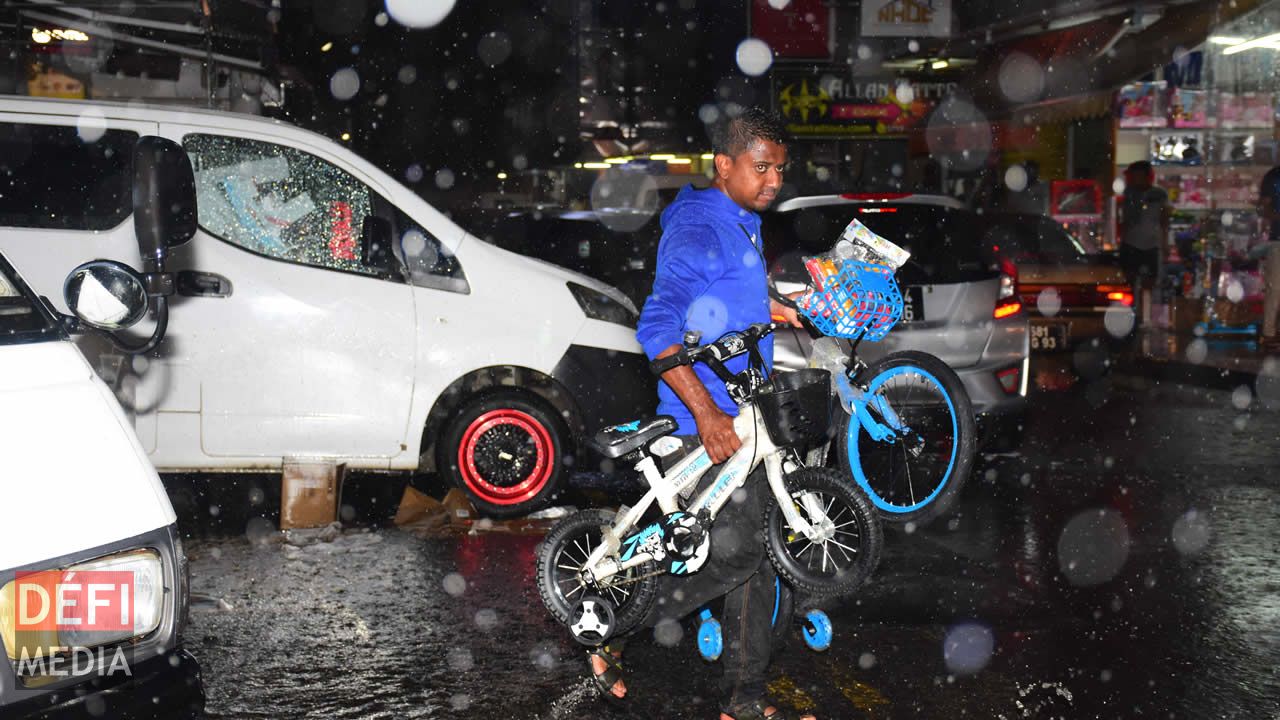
[63,260,149,331]
[361,216,396,276]
[133,136,197,271]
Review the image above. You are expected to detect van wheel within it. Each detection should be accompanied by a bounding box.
[438,390,570,519]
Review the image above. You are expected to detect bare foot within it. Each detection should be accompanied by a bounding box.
[590,650,625,699]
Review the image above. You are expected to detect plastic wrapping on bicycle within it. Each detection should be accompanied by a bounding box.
[647,323,782,376]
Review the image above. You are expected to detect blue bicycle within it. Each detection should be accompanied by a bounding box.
[791,231,977,527]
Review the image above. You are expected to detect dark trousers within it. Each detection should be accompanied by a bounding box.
[634,435,776,708]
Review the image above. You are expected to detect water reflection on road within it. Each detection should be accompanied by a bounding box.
[180,355,1280,718]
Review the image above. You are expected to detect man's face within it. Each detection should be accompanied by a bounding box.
[716,139,787,211]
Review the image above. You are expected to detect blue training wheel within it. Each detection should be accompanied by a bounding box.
[802,610,833,652]
[697,609,723,661]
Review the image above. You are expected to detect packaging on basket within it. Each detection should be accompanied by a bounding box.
[836,219,911,269]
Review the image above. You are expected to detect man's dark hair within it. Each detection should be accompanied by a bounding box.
[1126,160,1153,175]
[710,107,788,157]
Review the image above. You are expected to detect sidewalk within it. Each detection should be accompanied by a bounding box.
[1113,327,1279,393]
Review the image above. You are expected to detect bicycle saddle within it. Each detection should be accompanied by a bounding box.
[587,416,678,459]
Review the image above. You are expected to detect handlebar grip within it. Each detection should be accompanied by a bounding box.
[649,349,691,376]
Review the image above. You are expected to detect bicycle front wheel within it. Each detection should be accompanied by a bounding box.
[837,350,977,525]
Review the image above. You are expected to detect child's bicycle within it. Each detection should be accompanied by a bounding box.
[536,320,883,646]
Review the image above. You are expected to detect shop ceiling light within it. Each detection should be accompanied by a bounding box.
[667,158,692,164]
[605,157,630,164]
[582,162,610,169]
[649,154,675,161]
[931,59,949,69]
[1209,36,1246,45]
[1222,32,1280,54]
[320,41,333,52]
[497,172,507,180]
[700,153,714,160]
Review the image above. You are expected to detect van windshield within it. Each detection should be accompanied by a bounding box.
[0,254,62,345]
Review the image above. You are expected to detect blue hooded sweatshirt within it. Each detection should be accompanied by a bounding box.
[636,184,773,435]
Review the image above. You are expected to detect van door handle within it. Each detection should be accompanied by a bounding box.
[177,271,233,298]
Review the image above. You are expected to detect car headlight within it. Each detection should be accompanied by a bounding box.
[568,282,638,326]
[1,549,165,661]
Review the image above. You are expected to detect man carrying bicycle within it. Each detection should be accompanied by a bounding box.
[586,107,815,720]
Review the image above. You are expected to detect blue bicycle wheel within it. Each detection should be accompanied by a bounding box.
[837,351,976,525]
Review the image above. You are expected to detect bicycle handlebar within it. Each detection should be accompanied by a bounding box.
[648,322,785,377]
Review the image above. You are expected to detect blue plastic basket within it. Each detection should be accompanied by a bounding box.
[797,260,904,341]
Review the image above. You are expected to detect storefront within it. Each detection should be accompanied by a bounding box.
[1111,1,1280,334]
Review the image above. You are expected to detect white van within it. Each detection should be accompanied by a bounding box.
[1,137,202,715]
[0,96,653,518]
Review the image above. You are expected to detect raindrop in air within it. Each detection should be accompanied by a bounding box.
[1103,305,1135,338]
[131,355,150,374]
[590,170,659,232]
[736,38,774,76]
[435,168,456,190]
[374,12,389,26]
[443,572,467,596]
[477,32,512,66]
[1036,287,1062,317]
[245,516,275,545]
[1230,385,1252,410]
[997,53,1045,103]
[1112,177,1126,194]
[908,40,920,52]
[1185,338,1208,364]
[1004,165,1029,193]
[894,82,914,105]
[450,695,472,710]
[1057,507,1131,586]
[768,0,791,8]
[77,109,108,143]
[405,164,424,183]
[943,623,994,675]
[1225,279,1244,303]
[699,103,721,125]
[858,652,876,669]
[654,618,684,647]
[385,0,456,29]
[475,608,499,631]
[856,44,872,60]
[1171,509,1211,555]
[398,65,418,84]
[329,67,361,101]
[447,647,474,671]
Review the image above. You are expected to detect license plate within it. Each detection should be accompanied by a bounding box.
[900,286,925,323]
[1030,323,1068,351]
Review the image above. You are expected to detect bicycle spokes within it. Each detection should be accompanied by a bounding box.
[781,490,865,577]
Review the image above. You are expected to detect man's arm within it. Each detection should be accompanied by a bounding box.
[652,344,740,463]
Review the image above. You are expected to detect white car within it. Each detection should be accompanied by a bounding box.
[0,96,651,518]
[1,136,201,715]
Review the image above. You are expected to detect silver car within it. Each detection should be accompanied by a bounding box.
[767,193,1030,450]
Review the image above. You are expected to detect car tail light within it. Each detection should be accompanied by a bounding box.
[994,258,1021,318]
[996,366,1021,395]
[1099,285,1134,306]
[840,192,911,202]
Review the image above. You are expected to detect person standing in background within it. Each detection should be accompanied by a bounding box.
[1118,161,1171,325]
[1253,164,1280,349]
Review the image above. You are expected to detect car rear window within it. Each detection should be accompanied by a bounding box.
[980,215,1089,263]
[765,205,995,284]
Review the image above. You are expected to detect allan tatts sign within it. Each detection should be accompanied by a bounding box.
[774,72,956,137]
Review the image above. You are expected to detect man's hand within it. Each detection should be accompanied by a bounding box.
[770,293,805,328]
[695,407,741,464]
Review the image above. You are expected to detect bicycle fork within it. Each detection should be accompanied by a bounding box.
[833,370,911,445]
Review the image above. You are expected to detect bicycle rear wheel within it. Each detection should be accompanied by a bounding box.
[837,350,976,525]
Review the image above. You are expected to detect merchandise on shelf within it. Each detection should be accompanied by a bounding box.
[1172,88,1210,128]
[1156,171,1210,209]
[1118,82,1169,128]
[1219,91,1275,129]
[1150,132,1204,165]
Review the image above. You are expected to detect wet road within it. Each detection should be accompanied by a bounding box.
[176,356,1280,719]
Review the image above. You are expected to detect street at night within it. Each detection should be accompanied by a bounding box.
[177,351,1280,719]
[6,1,1280,719]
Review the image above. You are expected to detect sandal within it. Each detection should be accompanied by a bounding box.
[722,699,816,720]
[587,647,625,704]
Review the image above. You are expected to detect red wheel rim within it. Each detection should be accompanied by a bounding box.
[457,409,554,506]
